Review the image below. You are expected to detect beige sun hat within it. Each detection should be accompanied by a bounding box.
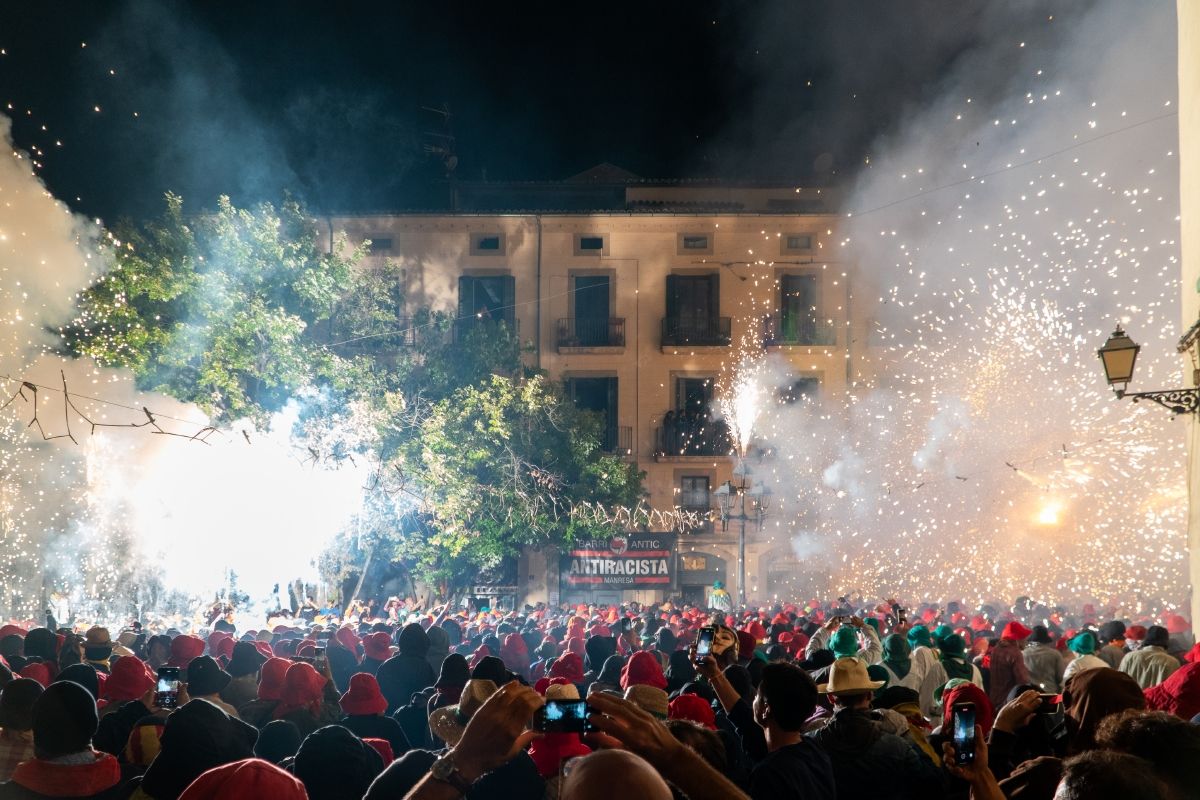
[623,684,669,718]
[817,657,886,695]
[428,679,498,746]
[545,682,581,701]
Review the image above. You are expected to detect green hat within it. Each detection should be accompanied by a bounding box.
[1068,631,1097,655]
[907,626,933,649]
[712,581,724,590]
[940,633,966,659]
[932,624,954,644]
[830,625,859,658]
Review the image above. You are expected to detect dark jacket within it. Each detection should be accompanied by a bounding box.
[0,751,123,800]
[376,655,435,715]
[339,715,411,757]
[138,699,257,800]
[93,700,153,760]
[808,707,942,800]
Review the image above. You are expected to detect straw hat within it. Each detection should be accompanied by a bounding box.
[428,679,498,746]
[623,685,669,718]
[817,657,885,695]
[545,682,580,701]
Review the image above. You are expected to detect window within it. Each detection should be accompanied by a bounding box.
[470,232,506,256]
[567,377,618,452]
[458,274,516,326]
[679,476,711,511]
[678,233,713,255]
[781,233,814,254]
[574,233,607,255]
[778,377,819,404]
[366,236,393,254]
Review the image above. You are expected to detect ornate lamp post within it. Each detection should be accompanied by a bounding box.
[1097,324,1200,415]
[715,460,771,607]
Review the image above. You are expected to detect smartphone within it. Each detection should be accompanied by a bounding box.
[1038,693,1062,714]
[896,607,907,625]
[156,666,181,709]
[694,626,716,664]
[534,699,594,733]
[313,646,326,672]
[951,702,977,765]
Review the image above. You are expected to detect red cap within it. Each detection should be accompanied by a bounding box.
[362,632,393,661]
[104,656,155,703]
[668,693,716,730]
[1126,625,1148,640]
[214,638,235,662]
[0,625,26,640]
[1001,621,1033,641]
[335,627,361,655]
[179,758,307,800]
[1167,615,1190,635]
[339,673,387,716]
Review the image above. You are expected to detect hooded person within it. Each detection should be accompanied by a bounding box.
[546,653,585,691]
[665,651,695,695]
[498,634,530,681]
[21,631,57,685]
[236,657,291,729]
[253,720,302,765]
[1119,625,1180,689]
[177,758,307,800]
[93,656,157,759]
[988,621,1032,711]
[939,633,983,688]
[292,725,384,800]
[1061,667,1146,754]
[589,655,626,697]
[375,625,435,715]
[582,636,616,685]
[1063,632,1109,681]
[1097,621,1128,669]
[123,716,168,776]
[338,673,410,757]
[1142,642,1200,721]
[54,664,101,709]
[137,692,258,800]
[424,626,451,680]
[806,619,881,666]
[271,663,340,739]
[183,657,239,718]
[0,680,122,800]
[527,682,591,779]
[0,637,26,676]
[427,654,470,718]
[219,643,267,711]
[0,679,42,782]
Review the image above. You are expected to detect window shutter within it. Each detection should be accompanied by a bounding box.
[458,276,473,319]
[501,275,516,325]
[665,274,679,319]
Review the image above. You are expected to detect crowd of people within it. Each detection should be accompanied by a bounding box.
[0,592,1197,799]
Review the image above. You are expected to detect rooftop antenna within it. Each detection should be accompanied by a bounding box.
[421,104,459,210]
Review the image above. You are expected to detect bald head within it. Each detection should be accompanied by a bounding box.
[562,750,671,800]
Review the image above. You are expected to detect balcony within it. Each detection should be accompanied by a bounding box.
[556,318,626,352]
[762,315,838,347]
[654,418,734,460]
[599,426,633,456]
[661,316,732,348]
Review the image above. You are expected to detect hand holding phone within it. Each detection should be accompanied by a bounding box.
[951,702,977,765]
[694,626,716,665]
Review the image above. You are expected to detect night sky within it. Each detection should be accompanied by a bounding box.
[0,1,1076,220]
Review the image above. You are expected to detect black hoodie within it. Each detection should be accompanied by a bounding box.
[137,699,257,800]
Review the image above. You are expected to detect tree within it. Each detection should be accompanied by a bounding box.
[62,193,647,601]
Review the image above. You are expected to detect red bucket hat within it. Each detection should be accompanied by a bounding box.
[620,651,667,691]
[179,758,307,800]
[339,673,387,716]
[362,632,393,662]
[168,635,205,668]
[1001,621,1032,642]
[257,657,292,702]
[104,656,155,703]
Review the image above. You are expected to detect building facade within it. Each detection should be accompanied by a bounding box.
[323,170,871,608]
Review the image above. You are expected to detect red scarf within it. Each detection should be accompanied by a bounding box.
[12,752,120,798]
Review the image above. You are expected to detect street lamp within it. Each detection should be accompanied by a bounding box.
[715,461,770,607]
[1097,324,1200,415]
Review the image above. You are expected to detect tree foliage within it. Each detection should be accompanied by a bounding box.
[64,194,646,597]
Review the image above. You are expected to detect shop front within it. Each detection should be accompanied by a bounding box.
[560,533,675,605]
[677,551,728,607]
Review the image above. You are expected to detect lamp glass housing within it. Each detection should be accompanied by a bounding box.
[1098,326,1140,389]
